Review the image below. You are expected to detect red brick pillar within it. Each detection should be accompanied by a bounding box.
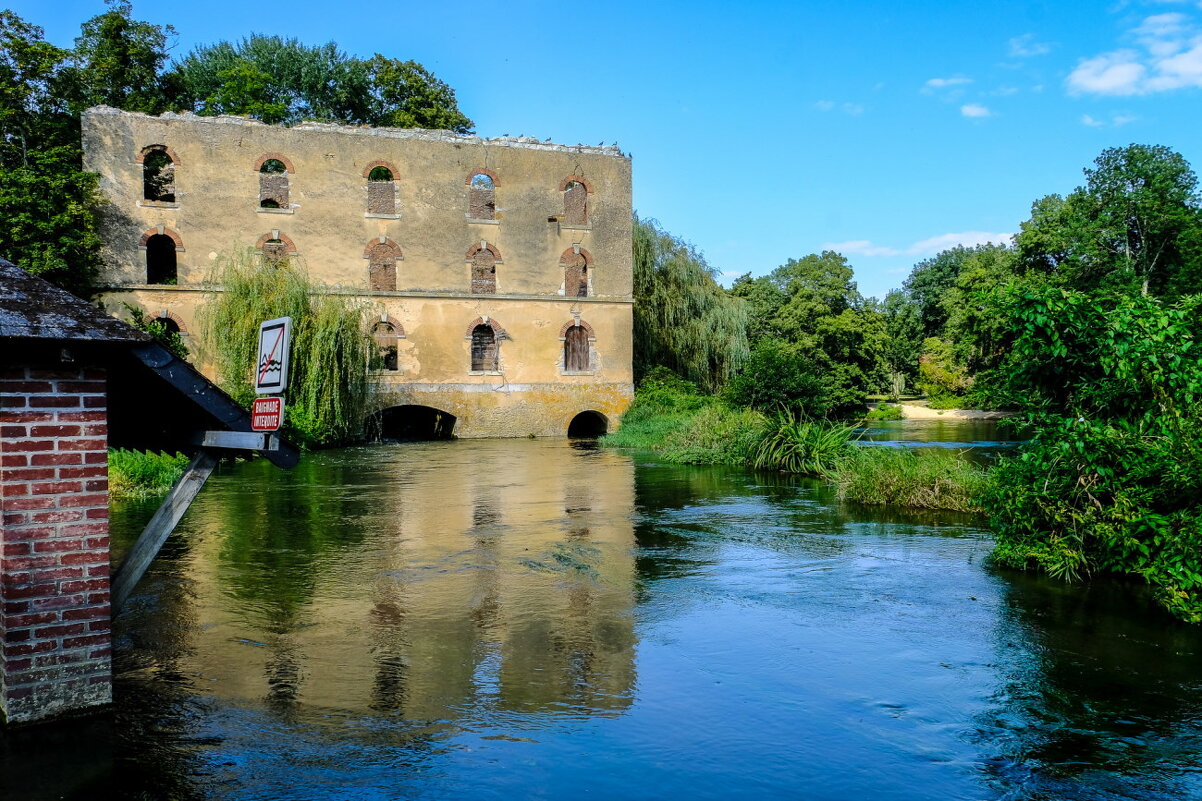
[0,366,112,724]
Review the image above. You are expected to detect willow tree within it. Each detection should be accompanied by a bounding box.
[199,248,372,446]
[633,215,749,393]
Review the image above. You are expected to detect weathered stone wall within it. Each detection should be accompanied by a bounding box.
[0,365,112,724]
[84,108,634,436]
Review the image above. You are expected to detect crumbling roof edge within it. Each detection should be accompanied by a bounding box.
[84,106,631,160]
[0,259,149,343]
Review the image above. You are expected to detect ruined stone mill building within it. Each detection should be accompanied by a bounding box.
[82,107,634,438]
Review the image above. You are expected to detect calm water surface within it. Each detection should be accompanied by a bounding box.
[5,424,1202,800]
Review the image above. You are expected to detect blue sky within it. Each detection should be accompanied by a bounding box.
[15,0,1202,299]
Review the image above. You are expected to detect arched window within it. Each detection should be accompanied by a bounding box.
[367,241,400,291]
[367,165,397,215]
[560,247,590,297]
[259,158,289,208]
[142,147,175,203]
[564,325,590,371]
[468,172,496,219]
[145,234,177,284]
[158,315,181,335]
[468,243,499,294]
[262,238,287,264]
[563,180,587,226]
[471,324,498,372]
[372,321,399,371]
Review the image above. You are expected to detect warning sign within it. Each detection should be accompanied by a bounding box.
[251,396,284,431]
[256,317,292,394]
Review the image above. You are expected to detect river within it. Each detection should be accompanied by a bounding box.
[4,422,1202,800]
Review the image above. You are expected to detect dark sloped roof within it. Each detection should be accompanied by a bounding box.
[0,260,298,468]
[0,258,147,342]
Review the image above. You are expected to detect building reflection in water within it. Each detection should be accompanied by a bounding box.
[182,440,638,725]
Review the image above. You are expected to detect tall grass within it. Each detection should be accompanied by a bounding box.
[750,416,857,476]
[831,447,987,512]
[108,449,190,500]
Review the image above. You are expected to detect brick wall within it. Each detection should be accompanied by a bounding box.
[0,366,112,724]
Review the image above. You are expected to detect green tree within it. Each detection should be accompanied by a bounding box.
[731,251,886,415]
[903,244,996,338]
[1016,144,1202,297]
[62,0,175,115]
[0,11,101,293]
[879,290,922,395]
[170,36,473,132]
[632,215,749,393]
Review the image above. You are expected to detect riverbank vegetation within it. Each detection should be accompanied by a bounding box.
[622,143,1202,620]
[108,449,189,499]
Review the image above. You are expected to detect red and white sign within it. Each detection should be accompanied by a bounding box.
[251,397,284,431]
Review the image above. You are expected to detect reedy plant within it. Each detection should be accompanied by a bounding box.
[750,414,857,477]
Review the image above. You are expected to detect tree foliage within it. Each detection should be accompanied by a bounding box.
[0,11,102,294]
[984,288,1202,621]
[731,251,886,416]
[632,215,749,393]
[199,249,373,447]
[170,36,473,131]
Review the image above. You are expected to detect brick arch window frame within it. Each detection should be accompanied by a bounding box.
[465,169,499,220]
[255,231,298,263]
[559,246,593,298]
[363,160,400,216]
[559,318,597,373]
[464,316,509,373]
[138,144,180,204]
[465,241,503,294]
[363,238,403,292]
[157,310,188,335]
[558,175,593,226]
[138,227,185,285]
[255,153,294,209]
[370,314,405,372]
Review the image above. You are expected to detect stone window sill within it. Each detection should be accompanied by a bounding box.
[468,370,503,376]
[558,224,591,231]
[257,207,294,214]
[465,217,500,225]
[138,200,179,209]
[562,371,596,376]
[365,213,401,220]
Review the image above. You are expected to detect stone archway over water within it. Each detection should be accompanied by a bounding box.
[373,405,457,440]
[567,410,608,438]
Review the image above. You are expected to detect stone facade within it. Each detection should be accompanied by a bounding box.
[82,108,634,438]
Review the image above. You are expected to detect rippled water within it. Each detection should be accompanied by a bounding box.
[5,427,1202,800]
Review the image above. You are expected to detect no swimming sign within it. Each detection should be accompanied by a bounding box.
[255,317,292,394]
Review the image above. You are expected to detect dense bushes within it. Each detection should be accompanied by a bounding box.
[983,288,1202,621]
[108,449,189,499]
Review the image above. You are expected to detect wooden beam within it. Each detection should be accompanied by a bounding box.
[111,451,218,614]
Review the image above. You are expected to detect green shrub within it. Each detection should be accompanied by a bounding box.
[833,447,987,511]
[863,403,903,421]
[724,339,832,419]
[658,403,766,465]
[749,416,857,476]
[108,449,190,499]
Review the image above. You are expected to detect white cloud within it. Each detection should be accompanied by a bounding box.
[822,231,1013,259]
[815,100,864,114]
[1082,114,1105,126]
[1009,33,1052,57]
[1112,113,1139,125]
[925,76,973,89]
[822,240,900,257]
[1068,12,1202,94]
[907,232,1013,254]
[960,103,993,117]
